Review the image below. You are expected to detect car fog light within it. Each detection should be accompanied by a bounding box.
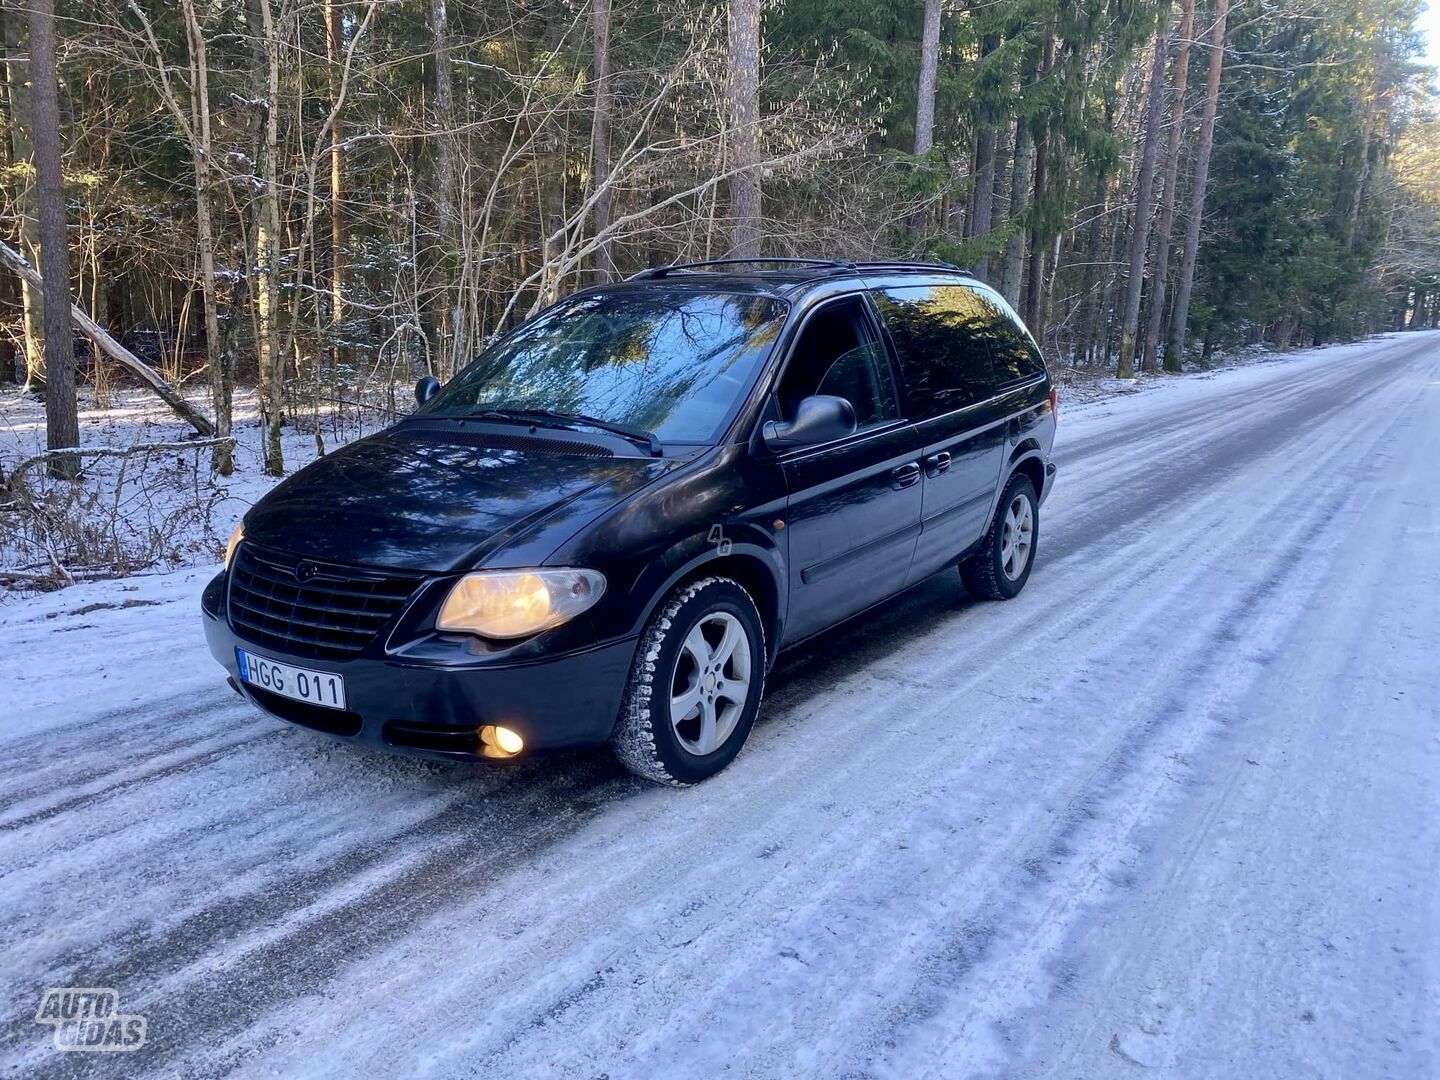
[478,724,524,757]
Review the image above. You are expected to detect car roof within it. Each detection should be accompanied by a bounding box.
[574,259,983,300]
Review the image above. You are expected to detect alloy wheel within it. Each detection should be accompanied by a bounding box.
[1000,493,1034,581]
[670,612,752,756]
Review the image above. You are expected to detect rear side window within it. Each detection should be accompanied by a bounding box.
[975,292,1046,385]
[872,285,996,419]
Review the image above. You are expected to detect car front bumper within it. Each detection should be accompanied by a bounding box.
[201,572,637,761]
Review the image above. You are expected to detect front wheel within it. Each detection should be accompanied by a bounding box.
[960,474,1039,600]
[611,576,766,785]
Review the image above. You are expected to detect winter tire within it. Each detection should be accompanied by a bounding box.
[612,576,766,785]
[960,473,1039,600]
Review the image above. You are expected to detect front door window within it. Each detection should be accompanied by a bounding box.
[776,298,900,432]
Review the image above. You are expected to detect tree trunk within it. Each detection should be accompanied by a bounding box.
[1023,25,1057,329]
[0,255,15,381]
[908,0,942,238]
[1117,12,1171,378]
[1073,167,1109,365]
[4,8,43,386]
[428,0,465,375]
[26,0,78,477]
[998,117,1034,306]
[1149,0,1194,372]
[967,33,1000,278]
[325,1,347,331]
[180,0,232,474]
[590,0,616,283]
[1024,132,1048,329]
[999,37,1051,306]
[1345,85,1377,252]
[727,0,762,258]
[251,0,284,476]
[970,127,997,265]
[0,29,14,382]
[914,0,941,157]
[1099,186,1130,368]
[1165,0,1230,369]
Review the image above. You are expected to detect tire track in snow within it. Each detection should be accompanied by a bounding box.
[263,348,1421,1078]
[0,713,271,832]
[0,754,635,1075]
[8,339,1405,1077]
[1,335,1433,1078]
[0,695,268,805]
[865,456,1394,1078]
[441,339,1422,1079]
[995,366,1440,1078]
[1053,341,1404,473]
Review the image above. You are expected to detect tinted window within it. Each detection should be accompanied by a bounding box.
[776,299,899,430]
[872,286,995,418]
[976,293,1046,384]
[420,290,787,442]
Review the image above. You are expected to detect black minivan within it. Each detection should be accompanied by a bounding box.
[203,259,1056,784]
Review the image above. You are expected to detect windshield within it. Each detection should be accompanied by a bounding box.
[417,289,789,443]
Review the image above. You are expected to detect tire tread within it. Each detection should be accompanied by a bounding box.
[611,575,765,785]
[960,474,1038,600]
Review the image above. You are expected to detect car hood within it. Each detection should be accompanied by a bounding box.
[242,427,674,572]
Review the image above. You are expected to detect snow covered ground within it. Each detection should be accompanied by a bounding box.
[0,386,392,589]
[2,332,1438,1077]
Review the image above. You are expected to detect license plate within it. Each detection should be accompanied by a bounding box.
[236,649,347,711]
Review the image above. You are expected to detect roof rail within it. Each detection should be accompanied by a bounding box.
[629,257,856,280]
[853,260,970,275]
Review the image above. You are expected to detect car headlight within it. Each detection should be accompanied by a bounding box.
[225,523,244,569]
[437,569,606,640]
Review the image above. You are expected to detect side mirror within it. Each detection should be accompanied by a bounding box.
[762,394,857,451]
[414,376,441,405]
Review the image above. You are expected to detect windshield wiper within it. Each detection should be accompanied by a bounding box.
[468,408,662,457]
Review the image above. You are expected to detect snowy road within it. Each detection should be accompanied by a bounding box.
[3,334,1438,1078]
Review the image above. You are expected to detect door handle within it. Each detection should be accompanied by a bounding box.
[891,462,921,489]
[925,451,952,476]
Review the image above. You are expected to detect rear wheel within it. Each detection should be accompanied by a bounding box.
[960,474,1039,600]
[611,576,766,785]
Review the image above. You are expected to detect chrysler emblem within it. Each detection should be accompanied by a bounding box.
[294,560,320,583]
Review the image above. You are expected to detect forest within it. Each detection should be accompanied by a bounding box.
[2,0,1439,481]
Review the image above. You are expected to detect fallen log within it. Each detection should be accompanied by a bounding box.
[0,239,216,436]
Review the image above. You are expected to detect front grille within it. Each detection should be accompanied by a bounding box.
[244,684,364,737]
[228,545,424,661]
[384,719,481,756]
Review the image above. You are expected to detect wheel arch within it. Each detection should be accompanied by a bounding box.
[626,529,786,667]
[1007,443,1047,501]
